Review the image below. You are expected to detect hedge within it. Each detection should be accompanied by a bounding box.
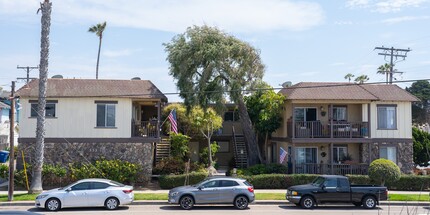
[159,172,208,189]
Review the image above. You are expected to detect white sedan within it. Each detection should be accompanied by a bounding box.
[35,178,134,211]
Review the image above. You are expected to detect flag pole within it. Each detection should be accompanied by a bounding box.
[160,109,173,128]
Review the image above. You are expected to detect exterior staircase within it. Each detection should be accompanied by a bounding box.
[155,138,170,164]
[232,127,248,168]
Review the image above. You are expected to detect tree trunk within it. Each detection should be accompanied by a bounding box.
[30,0,51,194]
[237,95,262,165]
[96,36,102,79]
[264,132,269,164]
[207,134,213,167]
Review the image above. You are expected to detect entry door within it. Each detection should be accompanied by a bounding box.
[296,147,317,173]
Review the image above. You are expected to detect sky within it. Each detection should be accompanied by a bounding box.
[0,0,429,102]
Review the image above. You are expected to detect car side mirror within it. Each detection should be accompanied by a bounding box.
[321,184,326,190]
[65,188,71,192]
[198,186,203,190]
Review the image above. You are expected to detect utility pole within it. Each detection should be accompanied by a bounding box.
[17,65,38,84]
[8,81,15,201]
[375,46,411,84]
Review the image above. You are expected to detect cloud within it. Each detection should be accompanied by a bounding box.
[346,0,429,13]
[381,16,430,24]
[0,0,325,33]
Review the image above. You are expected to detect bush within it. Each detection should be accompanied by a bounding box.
[368,158,401,185]
[70,159,141,184]
[152,157,206,175]
[236,164,288,176]
[386,175,430,191]
[159,172,208,189]
[346,174,373,185]
[0,164,7,179]
[200,142,220,167]
[170,133,191,160]
[241,174,318,189]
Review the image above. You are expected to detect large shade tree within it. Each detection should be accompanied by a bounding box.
[164,25,265,165]
[88,21,107,79]
[31,0,52,194]
[406,80,430,124]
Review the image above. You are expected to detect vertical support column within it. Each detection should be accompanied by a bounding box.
[157,101,161,138]
[330,142,333,174]
[367,103,371,138]
[330,104,333,138]
[292,104,295,139]
[292,143,296,174]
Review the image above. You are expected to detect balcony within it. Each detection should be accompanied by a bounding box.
[288,121,369,139]
[132,120,159,138]
[294,163,368,175]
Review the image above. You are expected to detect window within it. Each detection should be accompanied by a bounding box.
[339,178,350,189]
[333,106,347,121]
[202,180,219,188]
[92,182,110,189]
[333,146,348,163]
[296,147,317,164]
[323,178,337,188]
[377,105,397,129]
[220,180,239,187]
[96,103,116,127]
[294,108,317,122]
[30,100,57,117]
[380,146,396,163]
[224,110,239,121]
[71,182,91,191]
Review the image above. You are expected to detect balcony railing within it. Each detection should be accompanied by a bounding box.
[288,121,369,138]
[294,163,368,175]
[132,120,159,138]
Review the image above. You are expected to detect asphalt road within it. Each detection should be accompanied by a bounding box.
[1,204,430,215]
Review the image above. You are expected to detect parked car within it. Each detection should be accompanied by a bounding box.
[168,176,255,210]
[286,175,388,209]
[35,178,134,211]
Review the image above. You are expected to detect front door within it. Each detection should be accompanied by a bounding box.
[62,182,91,207]
[195,180,221,204]
[314,177,338,202]
[296,147,317,174]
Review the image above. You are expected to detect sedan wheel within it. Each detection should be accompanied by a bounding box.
[105,197,119,210]
[300,196,315,209]
[362,196,376,209]
[234,196,249,210]
[180,196,194,210]
[45,198,61,211]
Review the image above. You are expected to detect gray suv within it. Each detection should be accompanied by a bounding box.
[168,176,255,210]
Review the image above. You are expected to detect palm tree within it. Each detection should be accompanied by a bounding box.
[344,73,355,82]
[88,22,107,79]
[30,0,52,194]
[354,75,369,84]
[377,63,391,84]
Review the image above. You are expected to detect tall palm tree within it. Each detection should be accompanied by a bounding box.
[354,75,369,84]
[30,0,52,194]
[344,73,355,82]
[377,63,391,84]
[88,22,107,79]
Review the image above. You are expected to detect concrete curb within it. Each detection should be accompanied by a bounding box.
[1,200,430,207]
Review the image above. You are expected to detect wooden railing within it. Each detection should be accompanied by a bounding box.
[288,121,369,138]
[294,163,368,175]
[132,120,159,138]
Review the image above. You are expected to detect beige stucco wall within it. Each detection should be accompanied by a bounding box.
[370,101,412,138]
[19,97,132,138]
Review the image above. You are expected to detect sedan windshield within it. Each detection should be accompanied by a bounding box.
[311,177,325,187]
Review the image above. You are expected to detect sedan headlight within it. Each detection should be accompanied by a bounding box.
[170,192,179,197]
[36,194,48,199]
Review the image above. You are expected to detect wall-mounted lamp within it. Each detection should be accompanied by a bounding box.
[320,106,324,112]
[320,106,327,116]
[320,145,325,151]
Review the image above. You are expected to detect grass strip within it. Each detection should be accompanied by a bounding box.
[0,193,430,202]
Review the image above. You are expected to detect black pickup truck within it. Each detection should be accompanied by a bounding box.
[286,175,387,209]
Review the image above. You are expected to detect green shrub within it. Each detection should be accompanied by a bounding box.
[159,172,208,189]
[200,142,220,167]
[236,164,288,176]
[346,174,373,185]
[368,158,401,185]
[386,175,430,191]
[240,174,317,189]
[0,164,7,179]
[152,157,205,175]
[170,133,191,160]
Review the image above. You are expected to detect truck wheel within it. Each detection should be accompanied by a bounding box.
[300,196,315,209]
[362,196,376,209]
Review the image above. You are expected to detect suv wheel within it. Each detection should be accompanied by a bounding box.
[300,196,315,209]
[234,196,249,210]
[180,195,194,210]
[362,196,376,209]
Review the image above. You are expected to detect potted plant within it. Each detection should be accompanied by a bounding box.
[341,153,353,164]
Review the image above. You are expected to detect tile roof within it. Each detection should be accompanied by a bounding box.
[16,79,168,101]
[279,82,419,102]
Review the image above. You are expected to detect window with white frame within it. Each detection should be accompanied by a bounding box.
[377,105,397,129]
[333,106,347,121]
[380,146,397,163]
[96,101,116,127]
[333,146,348,163]
[30,100,57,118]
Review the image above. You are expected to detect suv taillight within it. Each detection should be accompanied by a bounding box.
[248,187,254,193]
[123,190,133,194]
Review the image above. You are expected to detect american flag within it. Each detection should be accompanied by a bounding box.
[279,147,287,164]
[168,109,178,134]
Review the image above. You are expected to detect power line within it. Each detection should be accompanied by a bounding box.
[375,46,411,84]
[17,65,38,84]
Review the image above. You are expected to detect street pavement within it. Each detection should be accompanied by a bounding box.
[1,204,430,215]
